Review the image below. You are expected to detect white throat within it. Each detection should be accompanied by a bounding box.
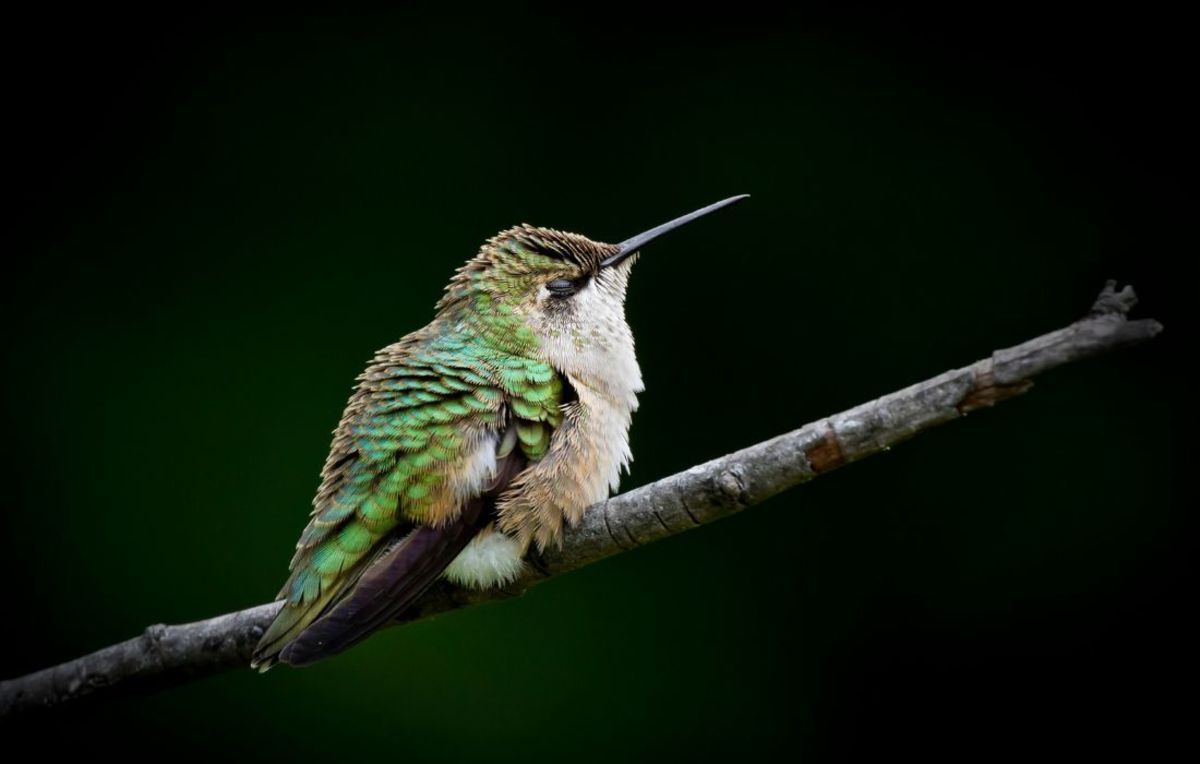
[533,273,644,411]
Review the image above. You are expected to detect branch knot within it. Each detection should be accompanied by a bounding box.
[716,467,749,508]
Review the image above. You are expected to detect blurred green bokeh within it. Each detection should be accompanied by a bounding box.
[2,7,1189,760]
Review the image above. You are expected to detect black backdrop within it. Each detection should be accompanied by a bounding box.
[3,5,1193,760]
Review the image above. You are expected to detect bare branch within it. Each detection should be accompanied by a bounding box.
[0,281,1162,717]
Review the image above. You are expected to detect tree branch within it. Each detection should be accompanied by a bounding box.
[0,281,1162,717]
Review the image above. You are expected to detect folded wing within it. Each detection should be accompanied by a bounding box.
[251,332,562,669]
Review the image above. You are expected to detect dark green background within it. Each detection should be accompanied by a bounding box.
[3,6,1192,760]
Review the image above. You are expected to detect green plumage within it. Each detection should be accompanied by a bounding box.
[252,240,570,668]
[252,195,744,669]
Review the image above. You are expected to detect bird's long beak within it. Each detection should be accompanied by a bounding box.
[599,194,750,269]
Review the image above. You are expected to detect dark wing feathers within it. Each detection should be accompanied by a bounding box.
[275,440,527,666]
[252,329,563,670]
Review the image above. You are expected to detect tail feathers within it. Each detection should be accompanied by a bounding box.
[251,516,485,670]
[251,550,390,671]
[252,433,527,670]
[251,591,337,672]
[279,509,488,666]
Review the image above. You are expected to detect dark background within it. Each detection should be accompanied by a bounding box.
[2,5,1193,760]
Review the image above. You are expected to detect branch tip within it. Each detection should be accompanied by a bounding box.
[1089,279,1139,318]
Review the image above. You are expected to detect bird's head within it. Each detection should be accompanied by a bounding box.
[436,196,748,395]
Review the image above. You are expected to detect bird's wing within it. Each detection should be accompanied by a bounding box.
[251,332,563,669]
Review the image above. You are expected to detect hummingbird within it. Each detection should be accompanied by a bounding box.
[251,195,749,670]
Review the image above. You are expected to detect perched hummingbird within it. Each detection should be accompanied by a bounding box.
[251,195,749,670]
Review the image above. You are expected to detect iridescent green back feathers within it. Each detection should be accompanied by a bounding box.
[253,196,746,669]
[251,228,600,669]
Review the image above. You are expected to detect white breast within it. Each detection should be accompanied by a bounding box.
[450,266,645,585]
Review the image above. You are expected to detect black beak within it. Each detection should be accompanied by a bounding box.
[599,194,750,269]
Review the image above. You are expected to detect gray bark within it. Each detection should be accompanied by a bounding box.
[0,281,1162,717]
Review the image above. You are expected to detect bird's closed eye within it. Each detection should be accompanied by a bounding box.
[546,278,582,298]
